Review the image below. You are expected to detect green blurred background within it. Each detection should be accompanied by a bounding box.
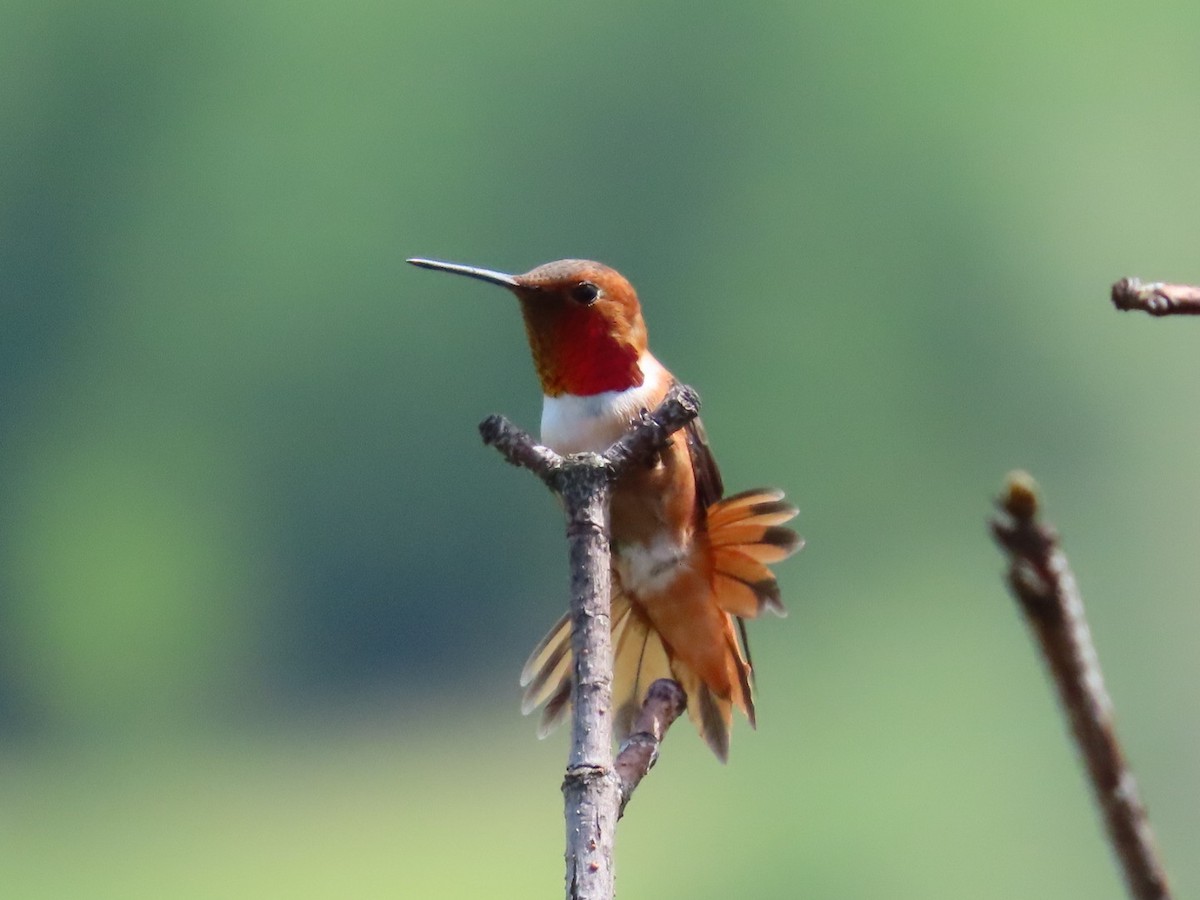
[3,0,1198,896]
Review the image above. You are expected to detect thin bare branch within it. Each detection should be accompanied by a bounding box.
[481,387,699,900]
[989,471,1171,900]
[1111,277,1200,317]
[614,679,687,818]
[604,384,701,474]
[556,456,618,900]
[478,414,563,486]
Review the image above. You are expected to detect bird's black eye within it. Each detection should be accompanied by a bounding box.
[569,281,600,305]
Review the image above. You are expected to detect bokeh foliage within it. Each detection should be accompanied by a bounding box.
[3,0,1200,897]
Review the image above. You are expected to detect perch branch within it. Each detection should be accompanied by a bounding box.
[604,384,701,471]
[478,415,562,486]
[989,471,1171,900]
[481,384,700,900]
[614,678,688,818]
[1111,277,1200,317]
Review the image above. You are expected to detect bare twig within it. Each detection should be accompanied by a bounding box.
[989,471,1171,900]
[480,383,699,900]
[478,414,563,484]
[614,679,687,818]
[1112,277,1200,316]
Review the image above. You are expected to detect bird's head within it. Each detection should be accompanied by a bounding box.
[409,257,648,396]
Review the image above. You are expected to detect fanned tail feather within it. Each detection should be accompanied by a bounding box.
[611,605,673,740]
[518,487,802,761]
[697,487,801,757]
[673,661,733,761]
[520,593,641,739]
[707,488,802,619]
[518,611,571,715]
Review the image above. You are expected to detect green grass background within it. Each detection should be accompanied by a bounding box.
[3,0,1199,896]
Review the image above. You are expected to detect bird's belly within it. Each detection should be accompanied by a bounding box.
[614,532,691,597]
[610,455,702,606]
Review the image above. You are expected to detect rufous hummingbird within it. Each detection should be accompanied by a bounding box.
[409,257,802,760]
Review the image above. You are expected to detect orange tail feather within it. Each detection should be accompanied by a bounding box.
[519,488,801,761]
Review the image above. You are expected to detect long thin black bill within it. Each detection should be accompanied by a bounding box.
[407,258,519,289]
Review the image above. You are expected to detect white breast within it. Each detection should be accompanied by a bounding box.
[540,354,668,455]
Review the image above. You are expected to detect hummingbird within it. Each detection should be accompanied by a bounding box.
[408,256,802,760]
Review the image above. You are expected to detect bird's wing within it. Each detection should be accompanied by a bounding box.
[684,416,725,510]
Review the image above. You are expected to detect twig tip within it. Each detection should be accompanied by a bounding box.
[1000,470,1040,521]
[672,383,702,415]
[646,678,687,715]
[478,414,505,445]
[1111,277,1142,311]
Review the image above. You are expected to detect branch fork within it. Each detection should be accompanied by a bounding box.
[481,383,699,900]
